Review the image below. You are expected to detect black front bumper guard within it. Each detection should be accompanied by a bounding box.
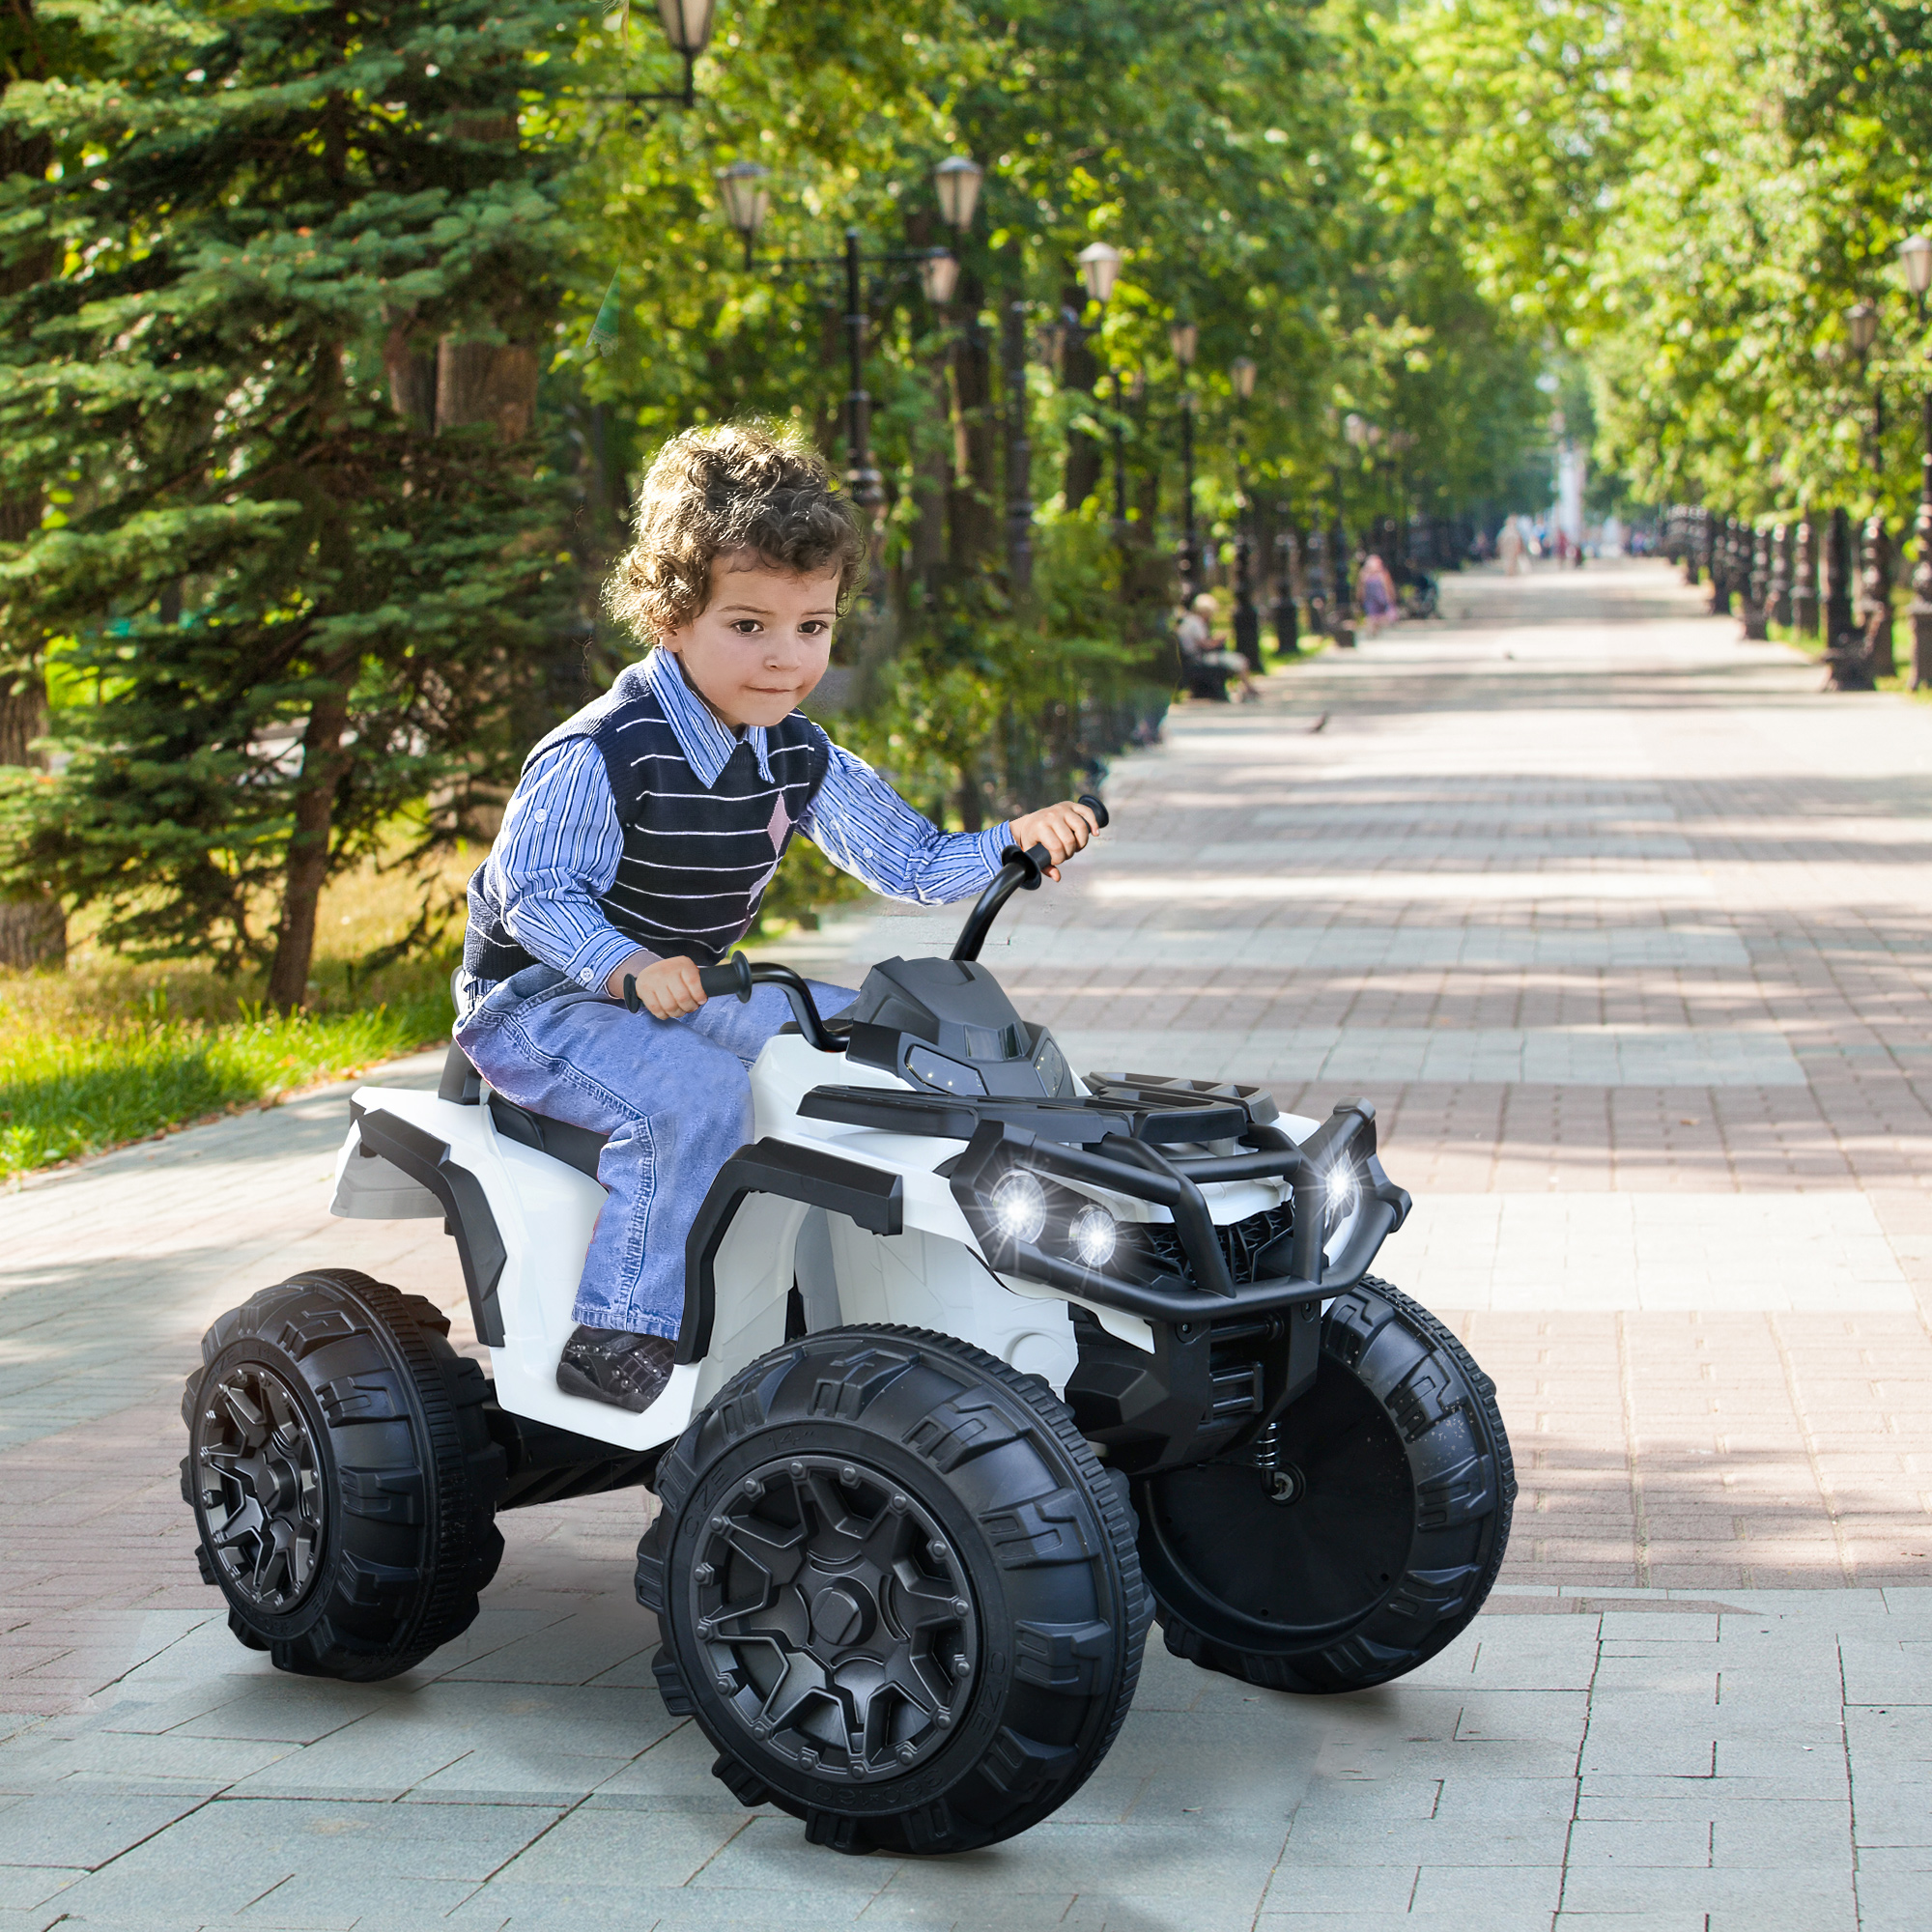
[946,1099,1410,1325]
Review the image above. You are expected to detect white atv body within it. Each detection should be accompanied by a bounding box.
[182,832,1515,1855]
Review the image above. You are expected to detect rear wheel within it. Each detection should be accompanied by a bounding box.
[640,1325,1149,1854]
[181,1269,504,1681]
[1137,1279,1513,1694]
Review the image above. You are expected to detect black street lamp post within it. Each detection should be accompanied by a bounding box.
[1847,299,1891,677]
[1170,321,1201,596]
[721,155,980,534]
[1229,355,1260,662]
[1849,300,1882,476]
[1793,517,1820,639]
[1273,516,1300,656]
[1073,242,1129,548]
[1901,235,1932,688]
[1825,505,1855,653]
[1002,299,1034,593]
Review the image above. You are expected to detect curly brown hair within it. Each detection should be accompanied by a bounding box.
[604,420,869,643]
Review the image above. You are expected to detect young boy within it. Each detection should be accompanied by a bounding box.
[456,422,1098,1415]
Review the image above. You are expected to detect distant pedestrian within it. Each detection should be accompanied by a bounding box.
[1498,519,1525,576]
[1358,554,1397,638]
[1177,592,1260,701]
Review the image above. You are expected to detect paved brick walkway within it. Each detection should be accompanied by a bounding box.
[835,559,1932,1596]
[5,559,1932,1929]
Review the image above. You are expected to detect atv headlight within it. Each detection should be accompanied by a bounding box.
[1321,1155,1360,1232]
[987,1169,1048,1245]
[1068,1203,1120,1269]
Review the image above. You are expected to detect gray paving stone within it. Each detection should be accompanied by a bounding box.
[0,1868,78,1913]
[0,1727,297,1795]
[0,1907,81,1932]
[865,1813,1288,1902]
[1278,1811,1572,1868]
[490,1797,772,1891]
[1853,1870,1932,1932]
[1550,1916,1708,1931]
[1259,1862,1421,1914]
[1407,1861,1566,1915]
[452,1886,859,1932]
[1566,1815,1713,1867]
[1556,1863,1857,1922]
[0,1791,205,1867]
[161,1679,389,1746]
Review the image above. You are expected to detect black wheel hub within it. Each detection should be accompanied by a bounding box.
[1142,1368,1413,1640]
[193,1360,324,1612]
[689,1454,978,1782]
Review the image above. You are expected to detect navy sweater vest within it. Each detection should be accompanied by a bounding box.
[463,664,831,980]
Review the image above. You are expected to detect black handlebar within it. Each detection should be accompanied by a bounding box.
[620,790,1109,1041]
[951,792,1109,963]
[696,955,754,1003]
[621,952,847,1053]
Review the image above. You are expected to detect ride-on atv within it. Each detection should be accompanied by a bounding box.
[181,799,1515,1855]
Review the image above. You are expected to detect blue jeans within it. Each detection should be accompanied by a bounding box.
[455,965,856,1338]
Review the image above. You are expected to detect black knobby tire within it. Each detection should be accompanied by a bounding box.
[180,1269,505,1682]
[639,1325,1150,1855]
[1138,1277,1514,1694]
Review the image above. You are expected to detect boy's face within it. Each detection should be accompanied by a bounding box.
[659,553,839,730]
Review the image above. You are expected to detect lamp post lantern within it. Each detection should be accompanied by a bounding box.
[1076,242,1122,306]
[933,156,983,232]
[1171,320,1201,596]
[717,161,770,268]
[622,0,717,109]
[1229,356,1260,662]
[919,251,960,305]
[1073,244,1131,546]
[1902,236,1932,688]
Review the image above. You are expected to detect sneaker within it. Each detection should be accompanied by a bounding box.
[555,1325,676,1413]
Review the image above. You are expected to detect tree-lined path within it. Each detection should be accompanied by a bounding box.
[4,560,1931,1928]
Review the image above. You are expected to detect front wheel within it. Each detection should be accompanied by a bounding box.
[1137,1279,1514,1694]
[639,1326,1150,1855]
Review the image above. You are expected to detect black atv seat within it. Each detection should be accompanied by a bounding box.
[437,1040,611,1183]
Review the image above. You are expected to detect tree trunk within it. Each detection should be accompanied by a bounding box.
[265,690,351,1010]
[383,316,437,429]
[0,3,67,970]
[436,340,539,441]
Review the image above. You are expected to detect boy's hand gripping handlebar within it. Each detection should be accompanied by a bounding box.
[951,792,1109,963]
[621,953,847,1053]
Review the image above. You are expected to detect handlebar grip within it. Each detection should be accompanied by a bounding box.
[1078,791,1110,830]
[697,952,755,1003]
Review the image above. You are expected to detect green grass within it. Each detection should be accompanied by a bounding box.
[0,847,469,1179]
[0,980,454,1179]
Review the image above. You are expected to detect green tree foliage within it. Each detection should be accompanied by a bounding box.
[568,1,1548,539]
[561,0,1550,839]
[0,1,582,1006]
[1,0,1559,980]
[1402,0,1932,524]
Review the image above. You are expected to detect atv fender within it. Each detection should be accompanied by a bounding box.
[694,1122,1083,1400]
[336,1085,703,1454]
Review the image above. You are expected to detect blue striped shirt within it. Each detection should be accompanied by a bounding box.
[468,648,1014,994]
